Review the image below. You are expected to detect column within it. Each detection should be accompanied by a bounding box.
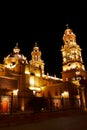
[80,87,87,111]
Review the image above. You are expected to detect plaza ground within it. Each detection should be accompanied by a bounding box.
[0,109,87,130]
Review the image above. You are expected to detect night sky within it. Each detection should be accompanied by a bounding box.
[0,2,87,78]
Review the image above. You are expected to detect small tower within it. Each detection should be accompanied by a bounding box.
[29,42,45,76]
[61,25,86,82]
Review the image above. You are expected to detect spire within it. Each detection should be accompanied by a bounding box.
[66,24,69,29]
[29,43,45,75]
[35,42,38,47]
[15,42,19,48]
[13,42,20,54]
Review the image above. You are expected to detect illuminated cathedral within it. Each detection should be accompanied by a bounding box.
[0,25,87,114]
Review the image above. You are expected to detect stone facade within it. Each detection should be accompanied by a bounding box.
[0,26,87,114]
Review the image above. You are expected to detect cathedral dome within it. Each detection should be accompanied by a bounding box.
[3,43,28,68]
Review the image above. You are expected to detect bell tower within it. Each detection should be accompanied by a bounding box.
[29,42,45,76]
[61,25,86,83]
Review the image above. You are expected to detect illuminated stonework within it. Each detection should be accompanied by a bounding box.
[29,42,45,75]
[61,26,85,72]
[0,27,87,114]
[3,43,28,70]
[61,25,86,82]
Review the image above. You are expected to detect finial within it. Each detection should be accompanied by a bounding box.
[66,24,69,29]
[13,42,20,53]
[35,42,38,47]
[16,42,18,47]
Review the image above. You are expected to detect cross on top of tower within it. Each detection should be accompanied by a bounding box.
[16,42,18,47]
[66,24,69,29]
[35,42,38,47]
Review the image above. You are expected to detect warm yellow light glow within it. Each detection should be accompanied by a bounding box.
[13,89,19,96]
[29,86,41,92]
[1,96,9,101]
[35,73,40,77]
[76,71,80,75]
[33,90,36,95]
[35,87,41,92]
[25,70,30,74]
[61,91,69,98]
[41,86,46,91]
[42,74,62,81]
[29,86,35,90]
[30,77,34,86]
[76,95,80,99]
[72,80,80,86]
[63,61,85,71]
[21,99,24,111]
[72,63,76,69]
[5,64,16,69]
[82,65,85,70]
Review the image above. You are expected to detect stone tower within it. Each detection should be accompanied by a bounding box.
[61,25,86,83]
[29,42,45,76]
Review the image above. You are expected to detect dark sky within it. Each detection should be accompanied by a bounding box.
[0,2,87,77]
